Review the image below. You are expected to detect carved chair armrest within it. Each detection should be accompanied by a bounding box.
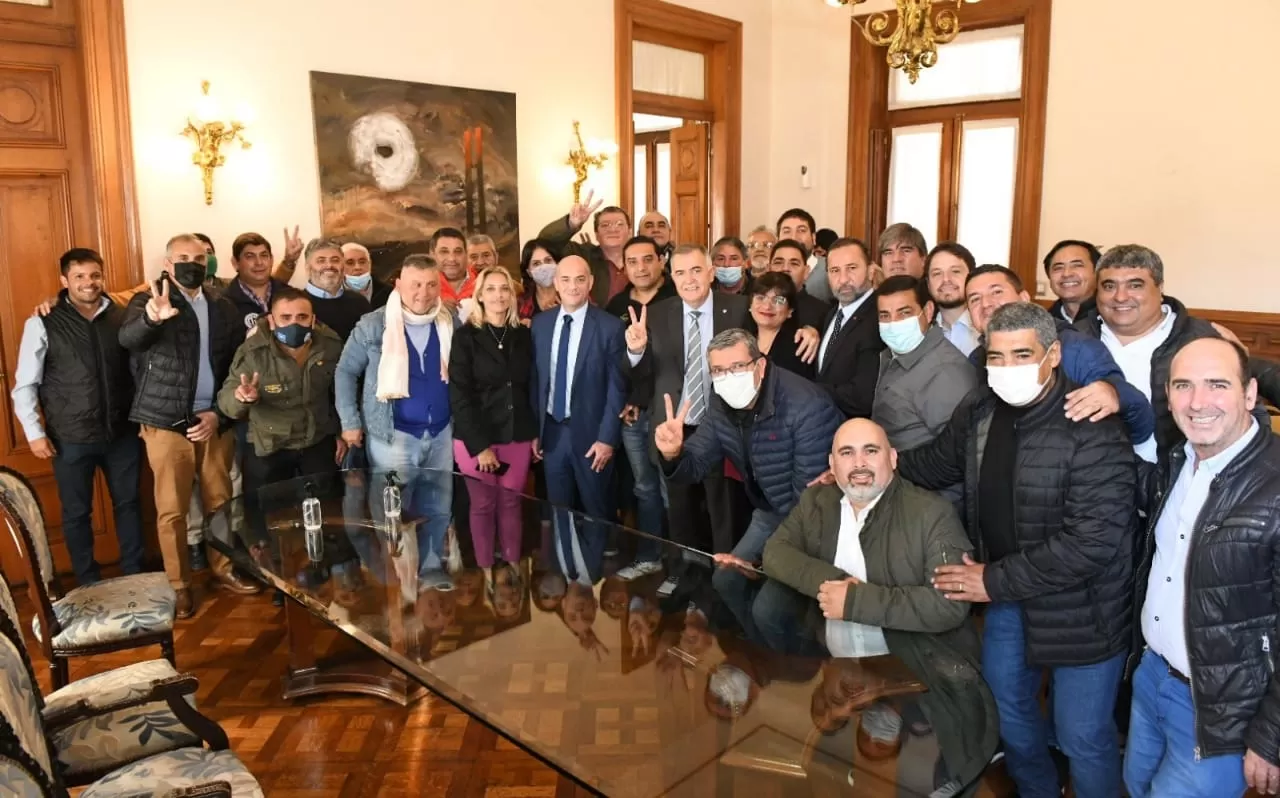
[44,674,197,729]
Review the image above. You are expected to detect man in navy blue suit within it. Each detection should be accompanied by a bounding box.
[531,255,627,534]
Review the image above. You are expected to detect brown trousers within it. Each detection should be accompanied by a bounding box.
[139,425,234,590]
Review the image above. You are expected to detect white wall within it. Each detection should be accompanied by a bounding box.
[123,0,772,278]
[1037,0,1280,312]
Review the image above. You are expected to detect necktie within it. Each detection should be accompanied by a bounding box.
[823,308,846,371]
[552,314,573,421]
[683,310,706,425]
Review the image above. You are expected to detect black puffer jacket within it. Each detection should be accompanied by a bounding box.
[118,280,244,430]
[898,375,1139,666]
[1133,413,1280,765]
[1075,295,1280,459]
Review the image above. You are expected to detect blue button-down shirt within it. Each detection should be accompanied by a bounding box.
[1142,418,1259,675]
[550,304,589,417]
[189,290,216,413]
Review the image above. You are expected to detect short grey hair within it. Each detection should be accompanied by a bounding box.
[877,222,928,255]
[341,242,370,259]
[1097,244,1164,286]
[672,243,708,259]
[165,233,203,257]
[987,302,1059,351]
[749,224,771,235]
[401,253,439,272]
[466,234,496,250]
[707,328,762,360]
[304,236,344,261]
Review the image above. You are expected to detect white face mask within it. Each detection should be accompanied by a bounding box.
[713,370,759,410]
[878,315,926,355]
[529,263,557,288]
[987,352,1050,407]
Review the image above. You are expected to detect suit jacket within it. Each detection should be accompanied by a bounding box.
[814,298,883,419]
[633,292,751,425]
[531,305,627,454]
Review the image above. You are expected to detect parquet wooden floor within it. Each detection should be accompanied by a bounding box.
[13,580,1016,797]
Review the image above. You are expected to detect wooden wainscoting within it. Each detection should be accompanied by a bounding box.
[1196,309,1280,360]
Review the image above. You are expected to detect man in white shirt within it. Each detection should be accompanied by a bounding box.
[758,418,971,656]
[1127,337,1280,798]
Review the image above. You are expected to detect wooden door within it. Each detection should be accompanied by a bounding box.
[0,0,135,579]
[669,121,709,248]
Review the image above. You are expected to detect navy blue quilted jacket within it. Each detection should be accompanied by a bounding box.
[664,365,842,515]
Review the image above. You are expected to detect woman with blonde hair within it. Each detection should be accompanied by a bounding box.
[448,266,537,567]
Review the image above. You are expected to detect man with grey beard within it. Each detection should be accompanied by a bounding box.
[303,237,371,341]
[758,418,972,656]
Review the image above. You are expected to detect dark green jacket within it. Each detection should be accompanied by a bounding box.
[762,477,972,633]
[538,214,620,307]
[217,319,343,457]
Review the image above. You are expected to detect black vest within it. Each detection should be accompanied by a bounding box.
[39,292,133,443]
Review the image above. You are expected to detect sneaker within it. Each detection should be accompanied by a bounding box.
[616,560,663,581]
[656,575,680,598]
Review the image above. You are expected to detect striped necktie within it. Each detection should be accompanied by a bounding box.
[683,310,705,424]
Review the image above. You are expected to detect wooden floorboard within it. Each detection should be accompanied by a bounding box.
[14,579,1015,797]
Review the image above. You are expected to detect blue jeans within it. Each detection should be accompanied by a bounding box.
[366,425,454,577]
[982,601,1125,798]
[49,436,145,583]
[620,410,665,541]
[744,577,826,656]
[1124,649,1247,798]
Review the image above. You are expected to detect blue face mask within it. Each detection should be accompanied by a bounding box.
[274,323,313,349]
[345,273,372,291]
[715,266,743,285]
[878,315,926,355]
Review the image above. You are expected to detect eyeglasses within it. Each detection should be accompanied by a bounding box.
[709,358,759,378]
[597,221,629,232]
[746,241,773,250]
[750,294,788,308]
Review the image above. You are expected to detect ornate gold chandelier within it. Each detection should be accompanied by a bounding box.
[826,0,974,84]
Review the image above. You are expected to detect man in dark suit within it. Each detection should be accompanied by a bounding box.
[531,255,627,535]
[815,238,883,418]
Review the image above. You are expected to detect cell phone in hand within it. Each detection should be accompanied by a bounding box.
[477,460,511,476]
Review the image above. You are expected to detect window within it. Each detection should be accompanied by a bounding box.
[847,0,1050,290]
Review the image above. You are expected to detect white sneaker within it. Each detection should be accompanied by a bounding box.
[616,560,663,581]
[656,575,680,597]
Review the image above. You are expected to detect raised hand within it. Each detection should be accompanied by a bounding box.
[282,225,303,263]
[568,189,605,229]
[625,305,649,355]
[654,394,690,460]
[145,279,180,323]
[233,372,260,404]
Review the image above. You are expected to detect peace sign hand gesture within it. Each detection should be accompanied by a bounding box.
[234,372,261,404]
[625,304,648,355]
[568,189,604,230]
[654,393,690,460]
[282,225,303,263]
[145,279,180,323]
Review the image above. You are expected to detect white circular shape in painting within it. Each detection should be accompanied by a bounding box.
[349,112,419,192]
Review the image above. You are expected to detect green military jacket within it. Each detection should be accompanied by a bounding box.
[217,319,343,457]
[762,477,973,633]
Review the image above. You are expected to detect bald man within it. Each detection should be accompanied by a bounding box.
[341,242,392,308]
[757,418,973,655]
[530,255,627,549]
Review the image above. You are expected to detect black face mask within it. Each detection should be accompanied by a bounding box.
[273,323,313,349]
[173,261,206,289]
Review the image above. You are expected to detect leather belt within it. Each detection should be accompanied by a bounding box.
[1154,651,1190,685]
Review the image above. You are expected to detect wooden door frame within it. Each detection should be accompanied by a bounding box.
[844,0,1050,288]
[615,0,741,241]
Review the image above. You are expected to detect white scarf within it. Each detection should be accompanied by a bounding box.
[376,290,453,401]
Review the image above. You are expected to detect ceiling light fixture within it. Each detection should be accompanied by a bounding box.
[826,0,978,84]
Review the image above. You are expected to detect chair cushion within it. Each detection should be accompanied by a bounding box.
[52,702,201,777]
[44,659,180,718]
[0,630,55,783]
[0,760,50,797]
[33,574,175,650]
[80,748,263,798]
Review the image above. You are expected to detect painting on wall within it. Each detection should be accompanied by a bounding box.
[309,70,519,280]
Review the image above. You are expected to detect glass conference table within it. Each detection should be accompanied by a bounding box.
[205,467,998,797]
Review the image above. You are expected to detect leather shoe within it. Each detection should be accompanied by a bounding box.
[215,569,261,595]
[175,588,195,619]
[188,544,208,571]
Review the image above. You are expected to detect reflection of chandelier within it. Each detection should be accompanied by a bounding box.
[826,0,974,84]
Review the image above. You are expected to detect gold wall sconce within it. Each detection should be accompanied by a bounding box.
[565,121,611,204]
[825,0,979,84]
[181,80,250,205]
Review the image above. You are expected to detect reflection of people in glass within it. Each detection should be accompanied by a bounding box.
[756,419,972,655]
[599,575,628,620]
[487,562,526,621]
[415,586,457,657]
[449,266,537,569]
[560,582,608,659]
[452,567,485,608]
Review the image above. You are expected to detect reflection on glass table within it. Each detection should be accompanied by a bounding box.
[204,467,998,798]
